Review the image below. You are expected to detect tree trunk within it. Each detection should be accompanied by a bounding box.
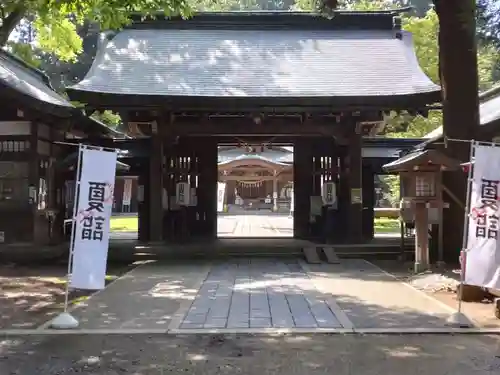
[0,8,25,47]
[434,0,479,263]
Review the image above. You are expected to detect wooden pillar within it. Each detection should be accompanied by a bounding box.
[414,202,430,272]
[272,171,278,212]
[137,168,149,242]
[198,137,218,239]
[362,164,375,241]
[294,138,312,239]
[348,124,363,242]
[149,130,163,242]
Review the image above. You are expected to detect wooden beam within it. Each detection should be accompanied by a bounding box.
[163,117,348,140]
[220,175,280,182]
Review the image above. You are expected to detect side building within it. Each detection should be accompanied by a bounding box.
[0,49,121,245]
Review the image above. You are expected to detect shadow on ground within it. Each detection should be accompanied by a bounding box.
[34,258,462,331]
[0,261,135,329]
[1,333,500,374]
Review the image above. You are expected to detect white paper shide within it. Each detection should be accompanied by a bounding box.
[465,144,500,289]
[70,148,117,290]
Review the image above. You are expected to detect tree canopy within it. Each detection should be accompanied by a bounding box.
[0,0,193,60]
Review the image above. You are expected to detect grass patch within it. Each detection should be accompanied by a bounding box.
[110,216,138,232]
[374,217,400,234]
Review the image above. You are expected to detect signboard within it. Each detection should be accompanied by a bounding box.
[189,187,197,207]
[217,182,226,212]
[310,196,323,216]
[322,182,336,205]
[351,188,363,204]
[176,182,190,206]
[465,144,500,289]
[137,185,144,202]
[70,147,117,290]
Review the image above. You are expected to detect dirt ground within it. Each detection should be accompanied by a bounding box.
[372,260,500,328]
[2,333,500,375]
[0,260,135,329]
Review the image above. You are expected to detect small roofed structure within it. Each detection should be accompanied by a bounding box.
[383,149,461,272]
[0,49,124,246]
[383,149,462,173]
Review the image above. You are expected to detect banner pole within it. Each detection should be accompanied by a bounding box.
[446,139,475,328]
[49,144,85,329]
[458,140,475,312]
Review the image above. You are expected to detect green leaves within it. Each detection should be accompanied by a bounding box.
[1,0,193,61]
[34,16,83,61]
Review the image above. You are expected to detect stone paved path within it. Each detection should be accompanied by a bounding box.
[217,215,293,237]
[180,259,342,329]
[37,258,460,332]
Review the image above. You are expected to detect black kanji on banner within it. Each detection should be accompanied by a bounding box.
[86,182,106,212]
[476,178,500,239]
[81,215,106,241]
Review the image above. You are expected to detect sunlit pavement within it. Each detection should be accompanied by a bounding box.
[109,214,398,239]
[217,214,293,237]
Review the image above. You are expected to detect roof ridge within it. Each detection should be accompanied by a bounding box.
[128,10,401,31]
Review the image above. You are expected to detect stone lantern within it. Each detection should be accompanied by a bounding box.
[384,149,461,272]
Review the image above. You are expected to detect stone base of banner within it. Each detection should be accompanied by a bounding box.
[50,312,79,329]
[445,312,474,328]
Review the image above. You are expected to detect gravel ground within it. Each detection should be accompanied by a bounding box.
[370,260,500,328]
[1,333,500,375]
[0,262,135,329]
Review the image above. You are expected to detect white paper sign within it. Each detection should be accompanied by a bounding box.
[322,182,336,205]
[217,182,226,212]
[465,144,500,289]
[70,147,117,290]
[176,182,190,206]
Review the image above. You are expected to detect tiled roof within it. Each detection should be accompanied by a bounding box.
[69,16,439,101]
[423,85,500,139]
[0,50,73,109]
[0,50,127,137]
[479,92,500,125]
[218,150,292,165]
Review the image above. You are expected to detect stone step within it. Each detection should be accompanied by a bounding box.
[303,247,322,264]
[322,246,340,264]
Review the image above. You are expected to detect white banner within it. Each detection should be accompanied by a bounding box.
[217,182,226,212]
[465,144,500,289]
[70,147,117,290]
[122,178,132,206]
